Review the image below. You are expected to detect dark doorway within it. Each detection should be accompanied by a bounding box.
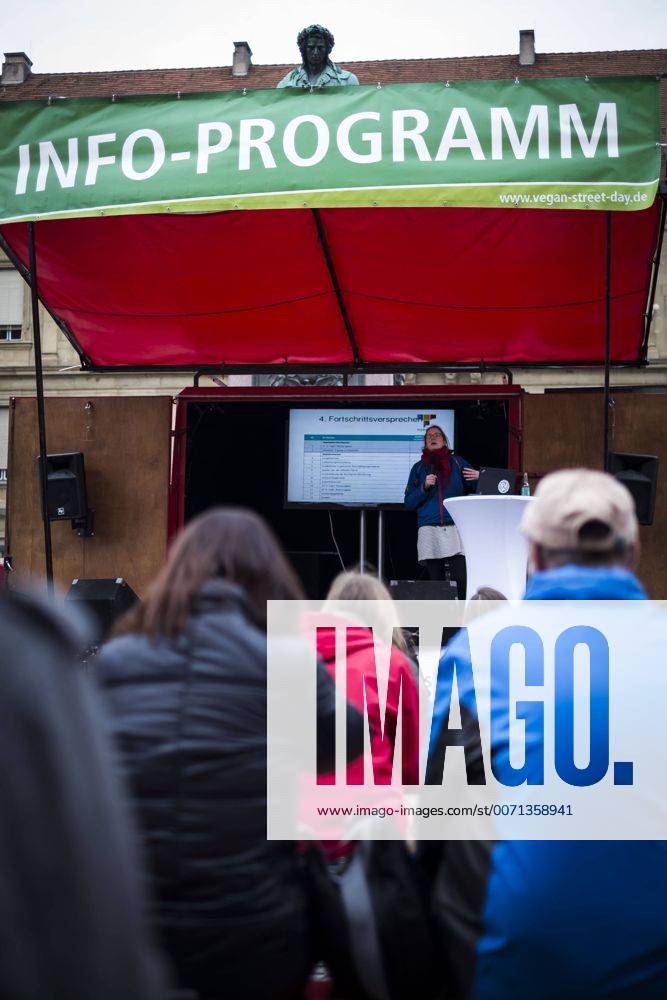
[184,397,511,597]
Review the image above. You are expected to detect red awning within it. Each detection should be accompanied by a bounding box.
[0,203,661,369]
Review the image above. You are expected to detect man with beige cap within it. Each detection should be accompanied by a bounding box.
[521,468,640,580]
[426,469,667,999]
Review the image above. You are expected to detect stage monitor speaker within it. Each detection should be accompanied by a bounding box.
[65,578,138,644]
[608,452,659,526]
[37,451,88,520]
[389,580,458,601]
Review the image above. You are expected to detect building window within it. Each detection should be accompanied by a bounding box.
[0,326,22,341]
[0,269,23,341]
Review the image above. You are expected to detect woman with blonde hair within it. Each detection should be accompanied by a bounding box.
[325,570,410,654]
[317,570,419,794]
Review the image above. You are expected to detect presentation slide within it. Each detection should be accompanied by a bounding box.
[286,408,455,506]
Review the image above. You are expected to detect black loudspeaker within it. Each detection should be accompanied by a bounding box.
[609,452,659,526]
[38,451,88,520]
[389,579,459,600]
[65,578,138,643]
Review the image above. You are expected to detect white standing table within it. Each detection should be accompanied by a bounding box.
[443,495,533,600]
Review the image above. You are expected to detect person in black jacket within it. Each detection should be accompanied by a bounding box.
[0,589,167,1000]
[95,507,360,1000]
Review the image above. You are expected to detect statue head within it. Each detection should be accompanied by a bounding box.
[297,24,334,75]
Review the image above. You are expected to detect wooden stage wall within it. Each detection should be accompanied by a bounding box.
[6,396,172,598]
[523,389,667,598]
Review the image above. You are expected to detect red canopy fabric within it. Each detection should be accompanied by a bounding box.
[0,203,660,369]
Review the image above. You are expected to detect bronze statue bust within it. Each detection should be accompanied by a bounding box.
[277,24,359,88]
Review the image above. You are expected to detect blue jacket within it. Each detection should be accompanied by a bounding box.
[404,455,472,527]
[427,565,667,1000]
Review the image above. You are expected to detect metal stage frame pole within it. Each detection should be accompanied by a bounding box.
[359,508,366,572]
[312,209,360,365]
[27,221,54,594]
[377,509,384,580]
[603,211,612,472]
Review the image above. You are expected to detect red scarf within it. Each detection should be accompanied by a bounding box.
[422,446,452,526]
[421,445,452,480]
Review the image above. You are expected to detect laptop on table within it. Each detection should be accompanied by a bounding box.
[475,468,517,496]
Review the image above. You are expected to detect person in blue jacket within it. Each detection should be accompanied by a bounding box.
[404,423,479,597]
[426,469,667,999]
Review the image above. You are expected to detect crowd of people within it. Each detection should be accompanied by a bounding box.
[1,469,666,999]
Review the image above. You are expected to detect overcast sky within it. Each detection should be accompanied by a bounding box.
[2,0,666,74]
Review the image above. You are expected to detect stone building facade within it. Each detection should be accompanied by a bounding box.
[1,37,666,545]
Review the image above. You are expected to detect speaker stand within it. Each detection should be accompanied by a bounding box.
[72,507,95,538]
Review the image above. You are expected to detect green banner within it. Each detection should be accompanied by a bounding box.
[0,76,659,222]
